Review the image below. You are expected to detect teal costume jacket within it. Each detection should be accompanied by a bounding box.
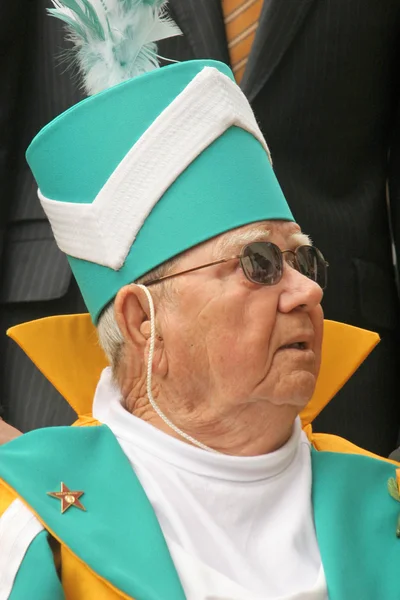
[0,423,400,599]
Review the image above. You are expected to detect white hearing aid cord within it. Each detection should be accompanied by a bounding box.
[136,285,219,453]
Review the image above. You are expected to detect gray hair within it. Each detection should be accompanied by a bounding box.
[97,259,176,373]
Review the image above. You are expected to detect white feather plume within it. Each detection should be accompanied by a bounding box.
[48,0,182,96]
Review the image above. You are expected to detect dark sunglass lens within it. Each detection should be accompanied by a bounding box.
[296,246,327,289]
[241,242,282,285]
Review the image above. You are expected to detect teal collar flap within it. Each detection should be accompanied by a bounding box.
[0,425,185,600]
[312,449,400,599]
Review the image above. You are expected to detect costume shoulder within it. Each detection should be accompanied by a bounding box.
[309,427,399,466]
[312,447,400,599]
[0,425,114,516]
[0,425,185,600]
[0,427,104,599]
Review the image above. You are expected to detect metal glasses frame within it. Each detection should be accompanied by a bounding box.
[142,242,328,289]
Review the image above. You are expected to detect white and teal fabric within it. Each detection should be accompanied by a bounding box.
[0,423,400,599]
[26,60,294,323]
[92,367,327,599]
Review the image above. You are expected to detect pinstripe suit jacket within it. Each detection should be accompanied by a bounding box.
[1,0,400,455]
[0,1,85,430]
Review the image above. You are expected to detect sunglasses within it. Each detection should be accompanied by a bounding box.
[143,242,328,290]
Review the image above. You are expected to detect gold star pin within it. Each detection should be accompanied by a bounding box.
[47,482,86,514]
[388,468,400,537]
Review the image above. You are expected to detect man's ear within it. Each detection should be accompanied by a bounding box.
[114,285,150,348]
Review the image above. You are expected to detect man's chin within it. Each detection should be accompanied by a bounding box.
[268,370,317,410]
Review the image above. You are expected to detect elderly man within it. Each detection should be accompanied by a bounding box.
[0,1,399,598]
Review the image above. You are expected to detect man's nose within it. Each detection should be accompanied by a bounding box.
[278,265,323,313]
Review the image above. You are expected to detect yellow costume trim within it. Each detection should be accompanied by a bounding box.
[61,545,134,600]
[7,315,379,426]
[0,481,18,517]
[7,314,107,417]
[303,426,399,466]
[300,319,379,426]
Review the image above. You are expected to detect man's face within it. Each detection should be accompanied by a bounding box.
[157,220,324,416]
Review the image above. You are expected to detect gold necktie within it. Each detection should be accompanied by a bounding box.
[222,0,264,83]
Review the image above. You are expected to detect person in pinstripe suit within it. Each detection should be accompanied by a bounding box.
[1,0,400,457]
[0,1,86,432]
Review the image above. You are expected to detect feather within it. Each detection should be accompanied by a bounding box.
[48,0,182,96]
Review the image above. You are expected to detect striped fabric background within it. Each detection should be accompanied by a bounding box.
[0,1,85,429]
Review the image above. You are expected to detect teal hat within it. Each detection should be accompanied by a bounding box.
[26,2,294,323]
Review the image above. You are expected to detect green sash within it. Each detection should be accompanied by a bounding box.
[0,426,185,600]
[312,448,400,598]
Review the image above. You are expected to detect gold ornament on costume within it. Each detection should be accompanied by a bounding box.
[47,482,86,514]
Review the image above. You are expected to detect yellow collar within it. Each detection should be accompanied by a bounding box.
[7,316,379,426]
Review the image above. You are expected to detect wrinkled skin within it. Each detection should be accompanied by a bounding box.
[116,220,324,456]
[0,221,324,454]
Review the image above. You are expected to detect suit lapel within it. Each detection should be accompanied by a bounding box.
[0,425,185,600]
[168,0,230,63]
[166,0,317,104]
[312,449,400,599]
[242,0,317,101]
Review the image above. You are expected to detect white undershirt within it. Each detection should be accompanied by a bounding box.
[93,368,328,600]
